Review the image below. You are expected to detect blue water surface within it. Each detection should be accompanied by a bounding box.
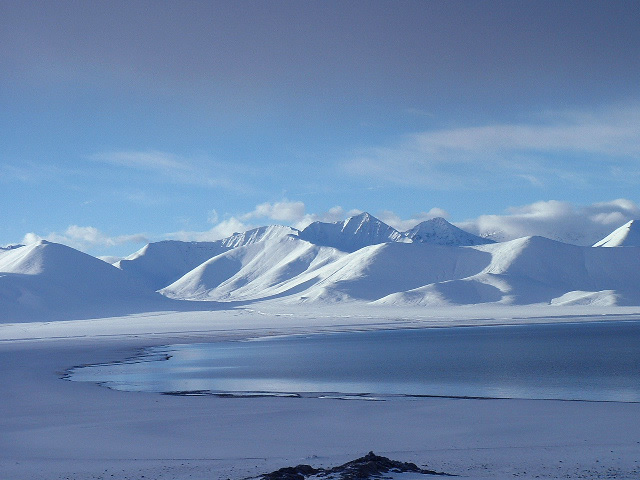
[69,321,640,402]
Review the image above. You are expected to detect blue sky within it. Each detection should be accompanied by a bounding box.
[2,1,640,256]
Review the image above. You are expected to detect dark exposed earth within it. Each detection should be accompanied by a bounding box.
[259,451,453,480]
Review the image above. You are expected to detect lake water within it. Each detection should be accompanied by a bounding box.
[68,321,640,402]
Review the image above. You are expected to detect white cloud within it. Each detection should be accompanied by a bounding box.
[376,208,449,231]
[167,217,251,242]
[168,202,351,241]
[241,200,307,222]
[343,103,640,188]
[236,200,363,231]
[22,226,149,252]
[238,202,448,232]
[457,198,640,246]
[292,206,362,230]
[207,209,220,224]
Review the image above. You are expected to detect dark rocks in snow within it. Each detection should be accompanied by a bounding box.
[261,464,321,480]
[259,451,453,480]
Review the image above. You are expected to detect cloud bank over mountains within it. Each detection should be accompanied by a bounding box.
[18,198,640,255]
[458,199,640,245]
[22,226,149,253]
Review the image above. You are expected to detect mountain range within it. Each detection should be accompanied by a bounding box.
[2,214,640,322]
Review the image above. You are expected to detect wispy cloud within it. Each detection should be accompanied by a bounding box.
[167,217,251,242]
[343,103,640,188]
[89,150,246,191]
[23,226,149,252]
[0,161,79,184]
[376,208,450,232]
[91,151,189,171]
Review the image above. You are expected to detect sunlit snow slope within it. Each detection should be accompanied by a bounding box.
[116,225,298,290]
[593,220,640,247]
[164,234,640,307]
[0,241,167,322]
[378,236,640,307]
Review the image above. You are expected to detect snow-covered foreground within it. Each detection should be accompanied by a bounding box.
[2,305,640,480]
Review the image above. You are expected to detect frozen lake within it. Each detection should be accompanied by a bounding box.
[68,321,640,402]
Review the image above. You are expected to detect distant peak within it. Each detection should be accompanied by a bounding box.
[298,212,401,252]
[410,217,452,228]
[345,211,374,223]
[404,217,494,246]
[593,219,640,247]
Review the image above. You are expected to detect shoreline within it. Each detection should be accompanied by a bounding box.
[2,307,640,479]
[65,319,640,405]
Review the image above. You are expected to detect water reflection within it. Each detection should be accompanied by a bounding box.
[69,321,640,402]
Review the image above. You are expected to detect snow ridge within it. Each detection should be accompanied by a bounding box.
[404,217,494,246]
[0,241,166,322]
[593,220,640,247]
[116,225,297,290]
[299,212,405,252]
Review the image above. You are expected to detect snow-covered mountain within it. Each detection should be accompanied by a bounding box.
[117,213,496,291]
[116,225,297,290]
[161,234,346,302]
[4,218,640,322]
[161,236,473,303]
[299,212,406,252]
[377,236,640,307]
[0,240,167,322]
[299,212,495,250]
[404,217,494,246]
[593,220,640,247]
[163,232,640,307]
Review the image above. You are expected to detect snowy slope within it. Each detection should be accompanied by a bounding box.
[161,235,346,301]
[120,214,493,291]
[593,220,640,247]
[164,238,490,304]
[299,212,406,252]
[162,230,640,307]
[117,225,297,290]
[405,217,494,246]
[377,236,640,307]
[0,241,167,322]
[285,241,491,303]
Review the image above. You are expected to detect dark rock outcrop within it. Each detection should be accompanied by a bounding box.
[259,451,453,480]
